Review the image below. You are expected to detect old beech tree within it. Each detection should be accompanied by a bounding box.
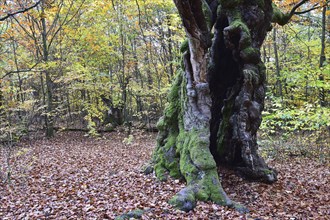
[152,0,318,212]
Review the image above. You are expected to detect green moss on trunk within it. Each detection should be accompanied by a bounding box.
[153,72,183,181]
[169,128,232,211]
[216,97,235,158]
[153,0,278,213]
[153,69,233,211]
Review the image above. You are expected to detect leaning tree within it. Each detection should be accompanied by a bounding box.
[152,0,321,212]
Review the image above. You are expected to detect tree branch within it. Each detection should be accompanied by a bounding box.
[1,63,40,80]
[272,0,323,26]
[294,4,321,15]
[288,0,310,17]
[0,1,41,22]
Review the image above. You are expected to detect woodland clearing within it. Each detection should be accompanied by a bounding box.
[1,131,329,219]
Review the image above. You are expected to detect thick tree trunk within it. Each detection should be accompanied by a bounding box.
[153,0,277,212]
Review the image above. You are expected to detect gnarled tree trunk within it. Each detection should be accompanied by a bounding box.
[153,0,305,212]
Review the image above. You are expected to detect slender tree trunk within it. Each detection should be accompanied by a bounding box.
[153,0,277,212]
[273,27,282,97]
[262,46,267,63]
[167,16,174,78]
[40,73,48,129]
[12,39,24,104]
[319,6,326,107]
[0,82,3,111]
[131,39,145,116]
[66,92,73,123]
[41,1,54,137]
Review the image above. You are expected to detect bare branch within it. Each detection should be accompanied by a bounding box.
[288,0,310,17]
[48,0,86,49]
[294,4,322,15]
[295,7,320,15]
[1,63,40,80]
[0,1,41,22]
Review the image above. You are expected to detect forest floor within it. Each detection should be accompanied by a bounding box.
[0,131,329,219]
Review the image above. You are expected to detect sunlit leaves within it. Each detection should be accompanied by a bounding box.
[261,16,329,137]
[1,0,178,134]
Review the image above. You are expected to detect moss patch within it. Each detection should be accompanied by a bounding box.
[217,97,235,157]
[271,3,290,26]
[180,39,189,53]
[240,47,260,64]
[115,209,144,220]
[153,70,185,181]
[169,127,232,211]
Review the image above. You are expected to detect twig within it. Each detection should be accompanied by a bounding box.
[1,63,40,80]
[0,1,41,22]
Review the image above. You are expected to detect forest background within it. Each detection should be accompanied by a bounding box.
[0,0,329,219]
[0,0,329,173]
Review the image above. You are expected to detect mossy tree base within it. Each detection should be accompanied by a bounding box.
[154,69,234,211]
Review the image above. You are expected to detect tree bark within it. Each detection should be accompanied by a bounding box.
[319,6,326,107]
[151,0,300,212]
[273,27,282,97]
[41,0,54,138]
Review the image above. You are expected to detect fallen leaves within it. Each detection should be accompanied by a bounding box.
[0,131,329,219]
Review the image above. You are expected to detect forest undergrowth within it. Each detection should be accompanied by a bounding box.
[0,131,329,219]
